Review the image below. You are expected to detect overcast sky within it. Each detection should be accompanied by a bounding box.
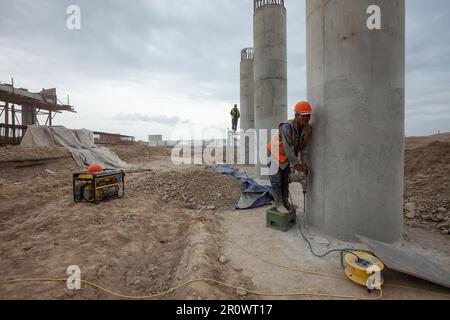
[1,0,449,141]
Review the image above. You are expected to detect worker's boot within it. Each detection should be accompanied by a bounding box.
[282,186,297,213]
[272,188,290,215]
[283,201,296,213]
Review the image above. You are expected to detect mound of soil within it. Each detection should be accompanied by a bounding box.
[405,141,450,176]
[0,146,70,163]
[129,168,242,211]
[106,144,170,162]
[404,139,450,234]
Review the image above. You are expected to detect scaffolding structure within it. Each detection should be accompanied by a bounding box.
[0,79,76,145]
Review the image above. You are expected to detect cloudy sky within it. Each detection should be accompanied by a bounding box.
[1,0,449,141]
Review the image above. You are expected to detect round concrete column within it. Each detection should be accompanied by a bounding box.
[306,0,405,243]
[240,48,255,131]
[254,0,288,176]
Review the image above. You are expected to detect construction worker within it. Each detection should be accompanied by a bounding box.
[267,101,313,214]
[230,104,240,132]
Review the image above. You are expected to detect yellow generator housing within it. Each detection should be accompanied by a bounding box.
[73,170,125,204]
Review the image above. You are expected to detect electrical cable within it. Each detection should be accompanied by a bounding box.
[1,180,447,300]
[0,277,383,300]
[200,217,450,299]
[1,217,447,299]
[289,190,370,267]
[287,184,450,299]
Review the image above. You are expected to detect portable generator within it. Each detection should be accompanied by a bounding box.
[73,170,125,204]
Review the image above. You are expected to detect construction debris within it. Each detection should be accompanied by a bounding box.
[129,168,241,211]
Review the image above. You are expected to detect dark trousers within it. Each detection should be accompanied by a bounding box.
[269,165,291,204]
[232,117,239,131]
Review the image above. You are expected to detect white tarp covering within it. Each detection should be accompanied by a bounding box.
[21,126,130,169]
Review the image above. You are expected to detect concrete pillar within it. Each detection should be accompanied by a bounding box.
[240,48,255,131]
[306,0,405,243]
[21,104,36,126]
[254,0,287,176]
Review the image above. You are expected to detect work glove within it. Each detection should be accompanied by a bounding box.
[303,165,310,176]
[294,164,304,173]
[295,164,310,176]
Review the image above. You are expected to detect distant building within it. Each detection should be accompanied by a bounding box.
[148,135,163,147]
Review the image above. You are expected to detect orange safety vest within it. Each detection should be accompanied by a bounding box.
[268,120,312,164]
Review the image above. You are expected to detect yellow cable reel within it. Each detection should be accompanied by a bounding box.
[343,252,384,292]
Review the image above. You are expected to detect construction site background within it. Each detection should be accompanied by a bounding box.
[0,133,448,299]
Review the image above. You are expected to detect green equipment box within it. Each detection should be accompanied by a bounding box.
[73,170,125,204]
[266,208,297,232]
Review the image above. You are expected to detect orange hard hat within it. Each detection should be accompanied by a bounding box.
[294,101,313,115]
[87,164,103,173]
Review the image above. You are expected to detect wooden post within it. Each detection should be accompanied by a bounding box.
[4,102,9,139]
[12,104,15,139]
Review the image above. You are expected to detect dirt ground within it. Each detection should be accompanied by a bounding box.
[222,183,450,300]
[0,138,449,300]
[0,144,251,300]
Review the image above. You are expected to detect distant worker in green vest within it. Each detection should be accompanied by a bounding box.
[230,104,240,132]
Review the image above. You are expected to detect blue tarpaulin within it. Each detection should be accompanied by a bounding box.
[214,166,273,210]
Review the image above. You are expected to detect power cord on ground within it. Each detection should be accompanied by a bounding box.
[0,219,383,300]
[287,190,450,299]
[289,191,370,266]
[1,206,448,300]
[0,277,383,300]
[202,217,450,299]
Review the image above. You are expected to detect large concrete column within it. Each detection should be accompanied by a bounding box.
[306,0,405,243]
[254,0,287,176]
[21,104,36,126]
[240,48,255,131]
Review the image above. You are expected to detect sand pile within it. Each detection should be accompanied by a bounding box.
[130,168,242,211]
[107,143,170,162]
[404,140,450,234]
[0,145,70,163]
